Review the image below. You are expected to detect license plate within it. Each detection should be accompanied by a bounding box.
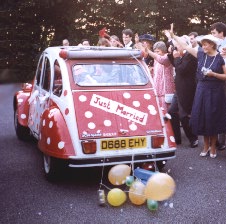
[101,137,147,150]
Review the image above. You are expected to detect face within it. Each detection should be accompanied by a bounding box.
[110,38,118,47]
[189,35,197,48]
[122,34,132,45]
[141,40,153,50]
[63,40,69,46]
[201,41,215,53]
[211,28,223,39]
[154,48,164,56]
[82,41,90,46]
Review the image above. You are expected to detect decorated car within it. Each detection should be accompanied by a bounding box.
[13,46,176,180]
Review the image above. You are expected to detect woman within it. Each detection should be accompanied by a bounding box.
[171,31,226,158]
[146,41,175,111]
[110,35,123,48]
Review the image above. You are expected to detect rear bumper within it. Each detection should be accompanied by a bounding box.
[68,150,176,167]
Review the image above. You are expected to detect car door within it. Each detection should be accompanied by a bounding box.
[28,54,52,138]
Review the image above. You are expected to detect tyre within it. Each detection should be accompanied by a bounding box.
[43,154,67,181]
[14,109,31,141]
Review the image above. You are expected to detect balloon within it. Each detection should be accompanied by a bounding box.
[144,173,176,201]
[126,175,134,187]
[108,164,131,185]
[107,188,127,206]
[147,199,158,211]
[129,180,146,205]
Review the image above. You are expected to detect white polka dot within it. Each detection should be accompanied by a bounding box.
[85,111,93,118]
[97,130,101,133]
[144,94,151,100]
[43,119,45,126]
[148,105,157,115]
[104,120,111,127]
[123,92,131,99]
[88,122,96,129]
[83,131,88,135]
[79,95,87,102]
[133,101,140,107]
[18,98,23,103]
[21,114,26,119]
[170,136,175,143]
[49,121,53,128]
[58,141,65,149]
[47,137,51,145]
[129,123,137,131]
[160,107,165,111]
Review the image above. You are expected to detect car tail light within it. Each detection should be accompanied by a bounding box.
[151,136,164,148]
[81,140,97,154]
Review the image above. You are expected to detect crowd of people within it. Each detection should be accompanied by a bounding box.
[62,22,226,158]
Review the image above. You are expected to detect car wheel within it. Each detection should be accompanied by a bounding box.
[43,154,67,181]
[14,109,31,141]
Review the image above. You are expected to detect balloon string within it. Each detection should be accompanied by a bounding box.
[99,157,106,190]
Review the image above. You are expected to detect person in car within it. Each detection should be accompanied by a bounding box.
[73,65,97,84]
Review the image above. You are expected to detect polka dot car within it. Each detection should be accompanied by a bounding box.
[13,46,176,180]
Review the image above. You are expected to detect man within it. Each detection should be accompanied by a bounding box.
[166,35,198,148]
[210,22,226,151]
[188,32,200,51]
[210,22,226,53]
[82,39,90,46]
[62,39,69,46]
[122,28,134,49]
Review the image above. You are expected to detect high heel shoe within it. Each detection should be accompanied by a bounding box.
[210,152,217,158]
[200,148,210,157]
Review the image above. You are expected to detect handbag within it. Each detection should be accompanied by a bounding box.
[164,93,174,104]
[163,69,174,104]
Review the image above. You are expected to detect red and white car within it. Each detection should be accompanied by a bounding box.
[14,46,176,180]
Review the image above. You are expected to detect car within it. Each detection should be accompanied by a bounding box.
[13,46,176,180]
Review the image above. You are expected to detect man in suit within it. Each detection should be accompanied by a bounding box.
[122,28,134,49]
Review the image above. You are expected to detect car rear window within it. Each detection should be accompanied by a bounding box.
[72,63,148,86]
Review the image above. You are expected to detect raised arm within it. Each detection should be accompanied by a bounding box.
[168,24,198,58]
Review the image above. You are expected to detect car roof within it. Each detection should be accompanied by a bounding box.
[44,46,143,60]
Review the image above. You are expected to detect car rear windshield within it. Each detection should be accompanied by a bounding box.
[72,63,149,86]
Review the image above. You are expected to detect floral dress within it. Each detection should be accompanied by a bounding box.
[153,54,175,111]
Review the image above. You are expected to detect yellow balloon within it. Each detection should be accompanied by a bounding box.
[108,164,131,185]
[144,173,176,201]
[129,180,146,205]
[107,188,127,206]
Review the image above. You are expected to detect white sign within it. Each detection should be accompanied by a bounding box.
[90,94,148,125]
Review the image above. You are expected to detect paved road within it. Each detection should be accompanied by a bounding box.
[1,83,226,224]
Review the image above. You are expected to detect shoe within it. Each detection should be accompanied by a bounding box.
[217,144,225,151]
[190,140,198,148]
[200,148,210,157]
[210,153,217,158]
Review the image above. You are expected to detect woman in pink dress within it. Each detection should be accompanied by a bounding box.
[146,41,175,112]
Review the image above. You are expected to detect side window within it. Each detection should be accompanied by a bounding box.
[35,55,43,86]
[52,60,63,96]
[42,57,51,91]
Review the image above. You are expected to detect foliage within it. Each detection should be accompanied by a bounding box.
[1,0,225,83]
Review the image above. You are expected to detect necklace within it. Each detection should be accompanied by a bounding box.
[203,54,217,69]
